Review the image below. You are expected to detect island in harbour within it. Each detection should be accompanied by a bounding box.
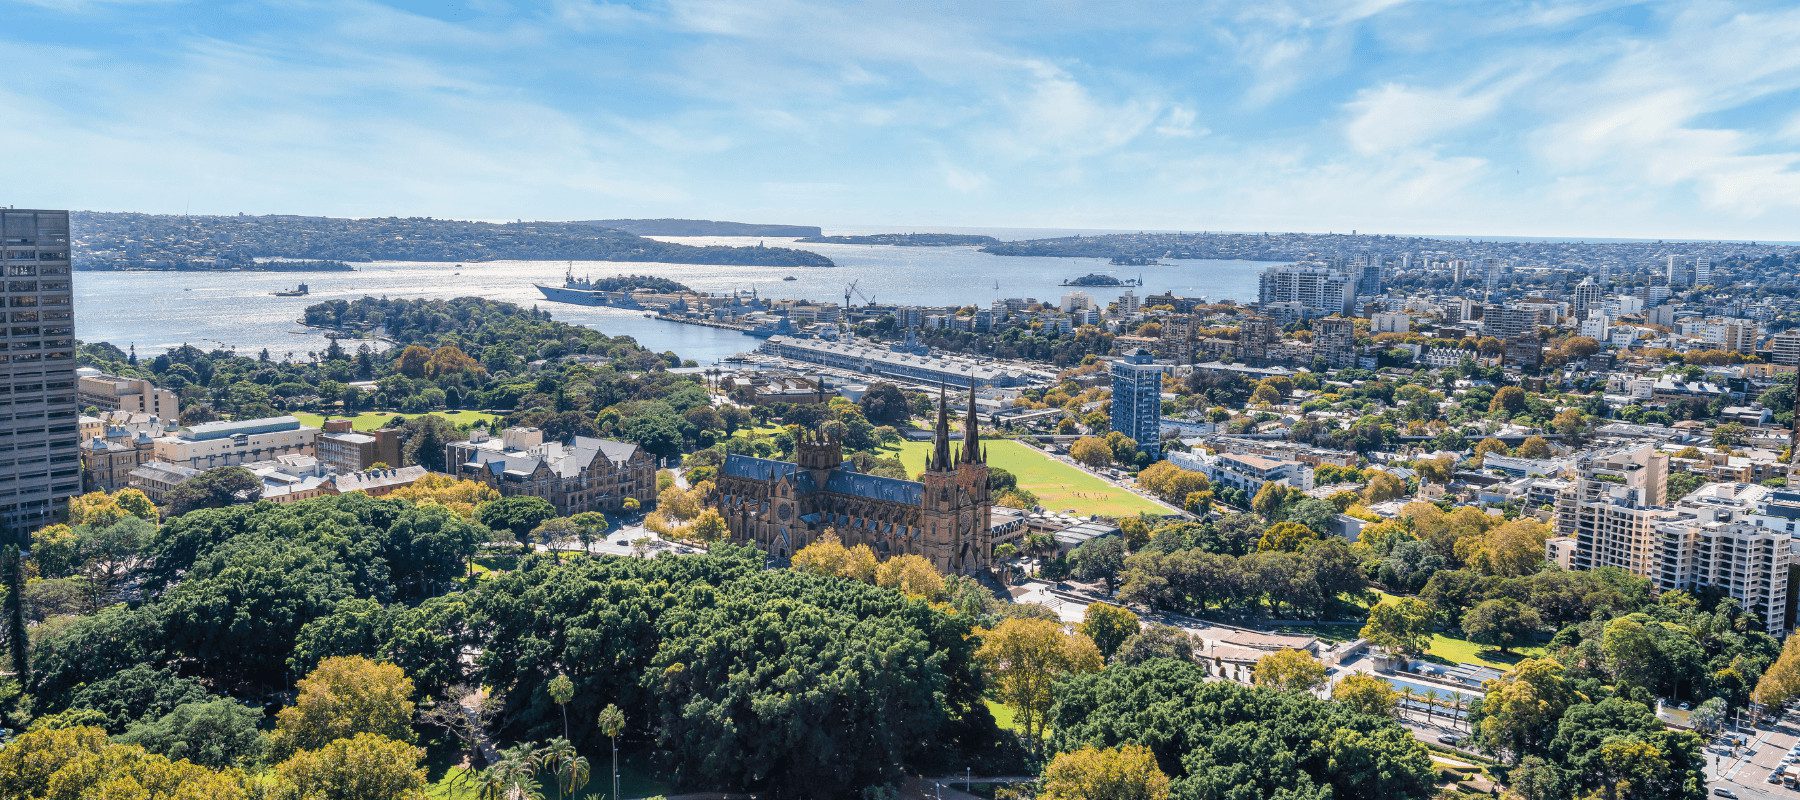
[69,211,835,270]
[797,232,1001,246]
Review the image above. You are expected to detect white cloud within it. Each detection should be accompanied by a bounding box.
[1343,83,1504,155]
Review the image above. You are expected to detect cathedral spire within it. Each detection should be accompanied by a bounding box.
[930,384,953,471]
[961,383,982,464]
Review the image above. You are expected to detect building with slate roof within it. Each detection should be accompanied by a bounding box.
[716,386,994,575]
[446,426,656,515]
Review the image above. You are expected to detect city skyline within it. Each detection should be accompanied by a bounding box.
[9,1,1800,241]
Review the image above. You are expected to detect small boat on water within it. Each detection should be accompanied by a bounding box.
[272,283,310,297]
[783,275,798,281]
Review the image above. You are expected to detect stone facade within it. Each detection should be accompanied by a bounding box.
[716,387,993,575]
[446,427,656,515]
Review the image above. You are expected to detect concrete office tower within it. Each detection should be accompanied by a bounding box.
[1695,257,1712,287]
[1110,348,1163,457]
[0,209,80,539]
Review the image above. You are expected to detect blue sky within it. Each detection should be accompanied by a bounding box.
[7,0,1800,240]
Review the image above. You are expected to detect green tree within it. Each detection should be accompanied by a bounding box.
[977,617,1104,747]
[1332,673,1399,718]
[164,466,262,515]
[477,496,559,543]
[598,704,625,800]
[1360,597,1432,658]
[1039,744,1171,800]
[1476,658,1574,763]
[1080,603,1139,661]
[272,732,427,800]
[271,656,417,758]
[536,737,589,800]
[1070,436,1113,468]
[1461,598,1540,654]
[1111,624,1195,666]
[1252,648,1326,693]
[117,697,266,769]
[547,673,574,740]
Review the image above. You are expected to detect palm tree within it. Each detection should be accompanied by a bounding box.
[1399,686,1416,724]
[536,738,590,800]
[547,674,574,740]
[478,745,543,800]
[598,704,626,800]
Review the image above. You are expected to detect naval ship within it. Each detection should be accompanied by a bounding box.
[534,270,637,308]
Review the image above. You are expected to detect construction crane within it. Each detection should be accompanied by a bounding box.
[844,279,876,308]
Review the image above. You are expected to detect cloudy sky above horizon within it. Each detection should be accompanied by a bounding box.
[8,0,1800,240]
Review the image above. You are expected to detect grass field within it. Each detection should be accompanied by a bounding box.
[1423,632,1544,670]
[291,410,499,431]
[880,438,1171,518]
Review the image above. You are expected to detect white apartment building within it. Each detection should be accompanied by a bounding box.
[1257,263,1356,318]
[1168,450,1314,496]
[1371,311,1411,334]
[1655,483,1793,635]
[153,415,320,470]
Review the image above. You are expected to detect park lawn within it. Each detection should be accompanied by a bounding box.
[1425,632,1545,670]
[292,410,499,431]
[881,438,1170,518]
[985,699,1020,732]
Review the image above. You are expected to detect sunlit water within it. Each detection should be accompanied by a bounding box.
[75,236,1271,364]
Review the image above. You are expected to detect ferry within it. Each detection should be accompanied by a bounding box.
[272,283,310,297]
[783,275,798,281]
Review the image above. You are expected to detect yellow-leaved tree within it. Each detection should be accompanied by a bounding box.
[269,656,417,759]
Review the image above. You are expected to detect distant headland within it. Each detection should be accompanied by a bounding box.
[797,232,1001,246]
[575,218,822,237]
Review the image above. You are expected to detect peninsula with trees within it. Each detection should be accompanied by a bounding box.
[69,211,835,271]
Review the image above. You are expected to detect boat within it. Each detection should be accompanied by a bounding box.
[783,275,798,281]
[535,267,635,307]
[272,283,310,297]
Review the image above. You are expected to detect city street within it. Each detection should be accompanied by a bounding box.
[1710,715,1800,799]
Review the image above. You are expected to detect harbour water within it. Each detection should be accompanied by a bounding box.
[75,236,1271,363]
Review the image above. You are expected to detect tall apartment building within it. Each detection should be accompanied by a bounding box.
[76,368,179,419]
[1257,263,1356,318]
[1556,444,1671,577]
[1109,348,1163,457]
[1313,316,1357,368]
[1694,257,1712,287]
[0,209,80,537]
[1654,483,1793,635]
[1482,304,1551,339]
[1357,255,1384,296]
[1572,278,1605,320]
[1716,318,1757,354]
[1771,330,1800,367]
[1237,316,1279,364]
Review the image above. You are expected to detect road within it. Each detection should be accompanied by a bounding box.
[1710,715,1800,799]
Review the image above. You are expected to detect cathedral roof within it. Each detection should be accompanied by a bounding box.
[721,453,924,505]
